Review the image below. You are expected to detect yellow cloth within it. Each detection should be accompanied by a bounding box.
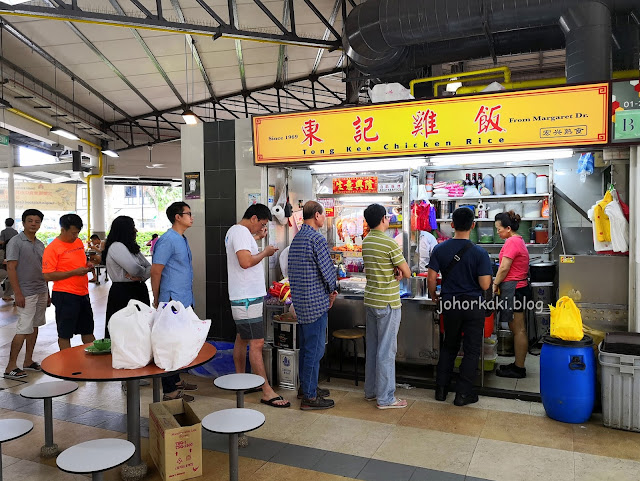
[594,191,613,242]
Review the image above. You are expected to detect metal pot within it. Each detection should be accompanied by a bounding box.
[409,277,427,298]
[529,261,556,283]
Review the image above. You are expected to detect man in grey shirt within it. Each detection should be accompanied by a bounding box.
[0,217,18,302]
[3,209,49,379]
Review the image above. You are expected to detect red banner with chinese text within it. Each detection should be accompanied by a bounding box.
[333,177,378,194]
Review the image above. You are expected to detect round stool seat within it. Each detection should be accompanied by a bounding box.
[202,409,265,435]
[0,419,33,443]
[57,439,135,474]
[20,380,78,399]
[214,373,264,392]
[333,329,365,340]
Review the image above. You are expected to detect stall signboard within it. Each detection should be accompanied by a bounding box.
[253,83,609,164]
[0,182,76,211]
[318,197,335,217]
[611,79,640,142]
[333,176,378,194]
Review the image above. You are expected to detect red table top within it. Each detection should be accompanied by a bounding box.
[41,343,217,382]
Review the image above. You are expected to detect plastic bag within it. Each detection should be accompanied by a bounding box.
[151,301,211,372]
[550,296,583,341]
[577,153,594,183]
[109,299,155,369]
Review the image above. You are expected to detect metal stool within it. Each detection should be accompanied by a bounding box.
[202,409,265,481]
[0,419,33,481]
[214,373,264,447]
[57,438,134,481]
[330,329,366,386]
[93,265,108,285]
[20,380,78,457]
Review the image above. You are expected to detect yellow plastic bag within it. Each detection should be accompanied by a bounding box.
[549,296,584,341]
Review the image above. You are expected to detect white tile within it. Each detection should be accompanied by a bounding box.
[573,452,640,481]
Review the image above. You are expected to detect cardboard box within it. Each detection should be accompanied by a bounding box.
[149,399,202,481]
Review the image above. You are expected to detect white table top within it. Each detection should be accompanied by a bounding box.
[57,439,135,474]
[20,380,79,399]
[202,409,265,434]
[214,373,265,391]
[0,419,33,443]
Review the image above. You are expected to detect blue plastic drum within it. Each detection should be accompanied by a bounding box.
[540,335,595,423]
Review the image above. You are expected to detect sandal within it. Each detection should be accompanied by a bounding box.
[24,362,41,371]
[377,398,408,410]
[260,396,291,408]
[4,368,27,380]
[163,391,194,402]
[176,381,198,391]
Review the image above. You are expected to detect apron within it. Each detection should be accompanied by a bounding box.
[497,278,529,324]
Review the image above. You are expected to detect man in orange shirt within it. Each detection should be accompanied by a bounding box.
[42,214,95,350]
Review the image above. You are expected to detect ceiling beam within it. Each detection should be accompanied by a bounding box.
[230,0,247,91]
[108,0,185,105]
[276,0,291,85]
[312,0,341,74]
[0,2,341,49]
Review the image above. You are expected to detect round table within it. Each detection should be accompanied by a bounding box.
[57,438,135,481]
[214,373,265,447]
[41,343,216,481]
[0,419,33,481]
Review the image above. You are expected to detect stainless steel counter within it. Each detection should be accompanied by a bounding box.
[329,295,440,365]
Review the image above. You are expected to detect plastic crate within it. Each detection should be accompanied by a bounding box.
[598,341,640,432]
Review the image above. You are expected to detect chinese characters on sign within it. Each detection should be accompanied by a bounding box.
[378,182,404,193]
[475,105,505,134]
[353,116,379,143]
[301,119,323,146]
[412,110,439,138]
[333,177,378,194]
[253,83,609,163]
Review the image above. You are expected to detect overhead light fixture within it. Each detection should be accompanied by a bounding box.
[310,157,428,174]
[2,1,34,4]
[0,99,12,109]
[50,126,79,140]
[101,149,119,158]
[181,108,198,125]
[429,148,574,166]
[446,81,463,92]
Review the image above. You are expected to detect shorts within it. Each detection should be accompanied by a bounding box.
[15,292,48,335]
[231,298,264,340]
[51,291,94,339]
[514,285,532,313]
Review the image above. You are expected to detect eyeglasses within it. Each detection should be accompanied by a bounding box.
[179,212,193,217]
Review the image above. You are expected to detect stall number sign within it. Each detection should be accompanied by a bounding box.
[333,177,378,194]
[615,110,640,140]
[318,197,335,217]
[253,83,609,164]
[378,182,404,193]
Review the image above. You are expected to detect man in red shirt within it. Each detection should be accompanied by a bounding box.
[42,214,95,350]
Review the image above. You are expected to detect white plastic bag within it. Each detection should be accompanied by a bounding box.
[109,299,155,369]
[151,301,211,372]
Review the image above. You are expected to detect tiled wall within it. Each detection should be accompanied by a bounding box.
[204,120,237,339]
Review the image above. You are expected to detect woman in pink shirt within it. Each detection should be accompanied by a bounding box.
[493,211,531,379]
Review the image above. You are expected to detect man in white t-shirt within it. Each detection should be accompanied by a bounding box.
[419,231,438,272]
[225,204,290,408]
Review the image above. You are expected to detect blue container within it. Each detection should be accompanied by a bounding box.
[515,173,527,195]
[505,174,516,195]
[540,335,596,423]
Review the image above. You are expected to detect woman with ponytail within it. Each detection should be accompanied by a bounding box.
[493,211,531,378]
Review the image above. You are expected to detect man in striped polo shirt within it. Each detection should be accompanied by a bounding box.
[362,204,411,409]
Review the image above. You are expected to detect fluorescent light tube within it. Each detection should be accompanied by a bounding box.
[50,127,79,140]
[181,109,198,125]
[101,149,119,158]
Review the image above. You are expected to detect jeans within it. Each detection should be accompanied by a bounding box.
[436,296,484,395]
[364,305,401,406]
[298,312,328,399]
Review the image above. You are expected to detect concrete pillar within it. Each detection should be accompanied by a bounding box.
[89,175,106,238]
[7,146,15,220]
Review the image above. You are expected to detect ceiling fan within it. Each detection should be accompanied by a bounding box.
[145,143,166,169]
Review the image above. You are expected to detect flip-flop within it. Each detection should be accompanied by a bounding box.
[24,362,41,371]
[4,368,26,380]
[260,396,291,408]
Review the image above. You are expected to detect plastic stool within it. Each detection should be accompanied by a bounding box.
[20,380,78,457]
[214,373,264,447]
[202,408,265,481]
[0,419,33,481]
[330,329,366,386]
[57,438,135,481]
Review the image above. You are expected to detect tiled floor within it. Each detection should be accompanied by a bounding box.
[0,278,639,480]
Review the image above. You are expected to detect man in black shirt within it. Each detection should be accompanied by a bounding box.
[427,208,492,406]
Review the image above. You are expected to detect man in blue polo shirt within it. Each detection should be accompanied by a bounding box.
[151,201,198,402]
[289,201,337,410]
